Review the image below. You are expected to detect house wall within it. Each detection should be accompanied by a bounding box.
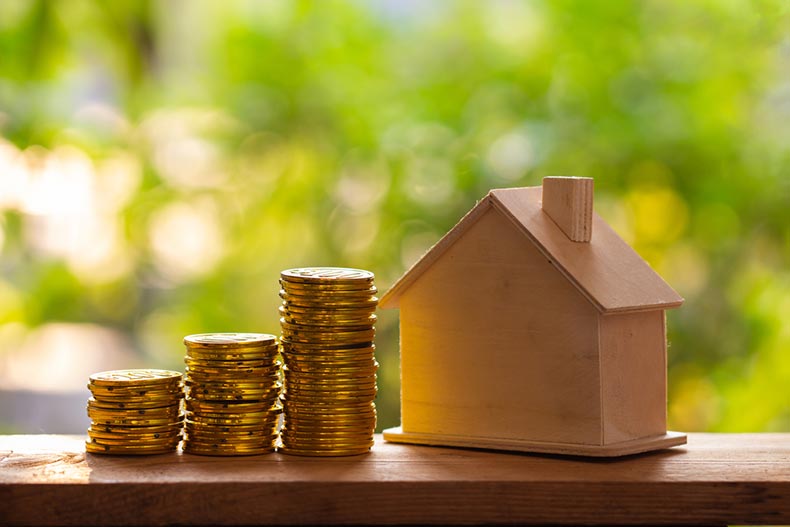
[599,311,667,444]
[399,206,602,445]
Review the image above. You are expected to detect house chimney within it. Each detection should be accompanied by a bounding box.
[541,176,593,243]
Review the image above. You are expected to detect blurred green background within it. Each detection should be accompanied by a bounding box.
[1,0,789,434]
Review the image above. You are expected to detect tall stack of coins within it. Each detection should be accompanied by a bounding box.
[278,267,378,456]
[182,333,281,456]
[86,369,184,455]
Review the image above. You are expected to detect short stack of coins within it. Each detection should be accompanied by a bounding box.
[182,333,281,456]
[278,267,378,456]
[86,369,184,455]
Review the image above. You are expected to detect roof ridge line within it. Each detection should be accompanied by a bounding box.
[378,194,495,309]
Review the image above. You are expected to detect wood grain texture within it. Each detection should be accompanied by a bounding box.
[1,434,789,526]
[541,176,594,242]
[600,311,668,444]
[399,207,602,445]
[383,427,687,457]
[381,186,683,314]
[490,187,683,314]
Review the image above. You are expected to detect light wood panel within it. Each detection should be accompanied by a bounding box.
[491,187,684,313]
[383,427,686,457]
[399,207,602,445]
[2,433,789,525]
[600,311,671,444]
[382,186,683,314]
[541,176,594,242]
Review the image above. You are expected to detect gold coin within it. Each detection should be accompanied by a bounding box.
[184,431,278,442]
[282,404,376,415]
[282,359,376,370]
[184,366,280,379]
[185,422,280,432]
[282,401,375,411]
[185,353,278,363]
[185,409,276,420]
[186,409,281,421]
[284,416,375,427]
[185,378,279,388]
[278,288,377,300]
[279,319,373,333]
[280,333,375,347]
[280,439,374,450]
[283,416,375,426]
[283,368,376,379]
[185,351,278,362]
[282,380,376,390]
[282,380,377,397]
[279,277,376,291]
[88,428,181,441]
[281,435,374,446]
[280,304,377,317]
[86,397,182,410]
[87,384,183,398]
[184,332,277,349]
[281,341,374,352]
[183,444,274,456]
[283,388,376,399]
[280,346,375,357]
[277,444,371,457]
[87,399,181,413]
[184,357,277,369]
[85,442,178,456]
[89,415,184,427]
[185,383,278,395]
[186,390,280,402]
[185,419,277,431]
[283,419,375,429]
[185,431,278,441]
[280,294,379,309]
[89,424,183,436]
[282,385,377,396]
[185,437,277,446]
[281,419,374,430]
[280,267,374,284]
[283,382,377,394]
[89,369,182,387]
[280,279,376,292]
[185,400,277,413]
[184,433,277,443]
[282,366,377,378]
[185,414,274,426]
[279,309,376,326]
[185,420,278,432]
[87,433,182,445]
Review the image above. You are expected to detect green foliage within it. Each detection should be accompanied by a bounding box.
[1,0,789,432]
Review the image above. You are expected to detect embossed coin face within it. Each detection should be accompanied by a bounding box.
[280,267,374,285]
[184,332,277,349]
[89,369,182,387]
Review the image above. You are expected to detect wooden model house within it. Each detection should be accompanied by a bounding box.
[380,177,687,456]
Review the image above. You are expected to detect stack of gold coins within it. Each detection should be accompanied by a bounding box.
[278,267,378,456]
[182,333,281,456]
[86,369,184,455]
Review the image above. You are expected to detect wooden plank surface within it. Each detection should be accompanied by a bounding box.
[1,433,789,526]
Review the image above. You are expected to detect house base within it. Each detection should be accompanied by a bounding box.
[382,427,687,457]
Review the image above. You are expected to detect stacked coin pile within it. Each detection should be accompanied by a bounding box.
[278,267,378,456]
[86,369,184,455]
[182,333,281,456]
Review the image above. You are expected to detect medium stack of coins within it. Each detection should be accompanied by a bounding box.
[278,267,378,456]
[182,333,281,456]
[86,369,184,455]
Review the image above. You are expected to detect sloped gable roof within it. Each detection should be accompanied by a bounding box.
[380,186,683,314]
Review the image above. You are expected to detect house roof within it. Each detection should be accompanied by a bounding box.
[379,186,684,314]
